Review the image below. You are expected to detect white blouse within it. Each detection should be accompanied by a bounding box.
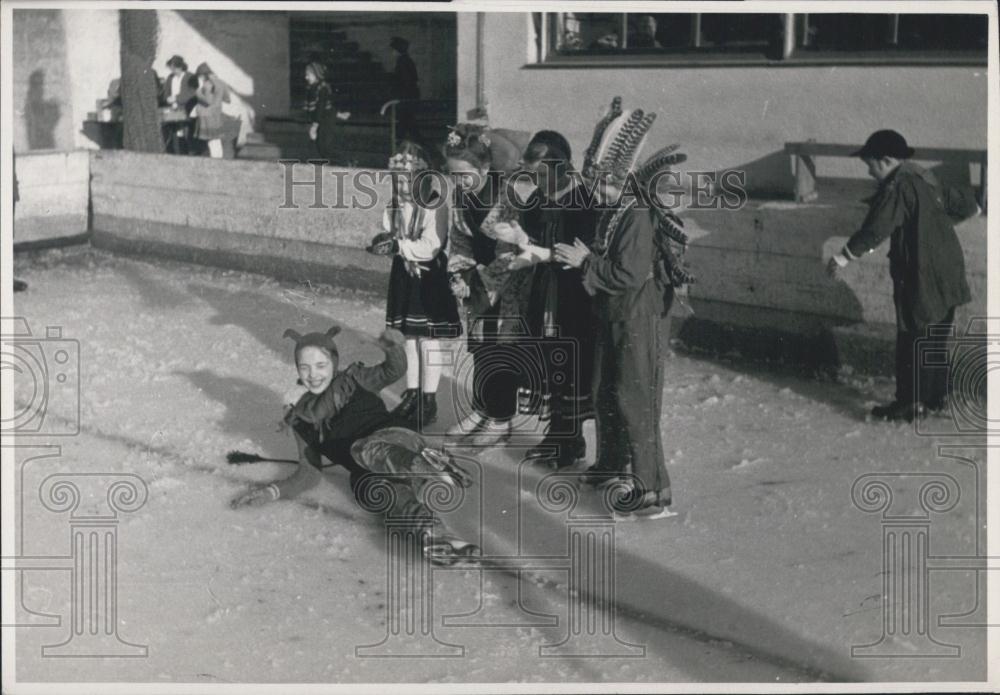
[382,200,448,263]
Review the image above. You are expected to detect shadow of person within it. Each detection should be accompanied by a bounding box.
[443,453,866,681]
[187,282,373,361]
[26,69,61,150]
[117,259,194,310]
[175,368,289,457]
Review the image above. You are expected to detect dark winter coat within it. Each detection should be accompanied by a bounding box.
[392,54,420,101]
[164,72,199,114]
[582,197,665,322]
[845,161,977,328]
[522,184,599,338]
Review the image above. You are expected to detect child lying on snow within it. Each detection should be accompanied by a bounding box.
[229,325,478,564]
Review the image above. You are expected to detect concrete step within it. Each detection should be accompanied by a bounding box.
[236,142,284,160]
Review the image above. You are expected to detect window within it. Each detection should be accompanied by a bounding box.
[536,12,988,64]
[798,13,989,53]
[552,12,782,56]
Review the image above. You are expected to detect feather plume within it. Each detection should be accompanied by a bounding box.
[636,145,687,182]
[612,112,656,180]
[652,208,689,245]
[583,97,622,177]
[598,110,643,171]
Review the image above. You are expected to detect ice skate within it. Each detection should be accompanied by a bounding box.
[611,488,675,522]
[422,533,481,566]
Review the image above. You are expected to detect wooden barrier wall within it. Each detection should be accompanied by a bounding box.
[13,150,91,247]
[23,149,987,373]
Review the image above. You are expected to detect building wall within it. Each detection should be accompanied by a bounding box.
[12,8,291,152]
[11,9,78,152]
[462,13,988,193]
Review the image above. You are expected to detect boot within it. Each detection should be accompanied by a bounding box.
[392,388,419,420]
[582,465,625,489]
[871,400,925,423]
[417,392,438,427]
[529,434,586,469]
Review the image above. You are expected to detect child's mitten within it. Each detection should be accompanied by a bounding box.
[366,232,397,256]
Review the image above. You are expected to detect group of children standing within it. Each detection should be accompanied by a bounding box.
[228,102,980,549]
[364,99,690,519]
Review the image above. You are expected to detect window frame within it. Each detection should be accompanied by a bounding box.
[529,12,989,68]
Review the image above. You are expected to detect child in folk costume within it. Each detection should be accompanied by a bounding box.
[367,141,462,429]
[554,97,694,520]
[444,123,535,445]
[229,325,478,564]
[826,130,978,422]
[514,130,601,469]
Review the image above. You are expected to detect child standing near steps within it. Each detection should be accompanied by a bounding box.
[368,141,462,428]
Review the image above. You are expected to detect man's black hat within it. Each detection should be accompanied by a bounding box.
[852,129,916,160]
[390,36,409,52]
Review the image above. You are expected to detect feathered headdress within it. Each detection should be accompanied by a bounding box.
[585,97,697,290]
[582,97,657,183]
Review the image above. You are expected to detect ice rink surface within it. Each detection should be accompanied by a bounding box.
[8,248,987,684]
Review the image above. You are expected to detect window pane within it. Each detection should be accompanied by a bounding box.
[802,13,988,52]
[897,14,988,51]
[626,14,694,51]
[699,13,781,49]
[557,13,623,52]
[803,14,892,51]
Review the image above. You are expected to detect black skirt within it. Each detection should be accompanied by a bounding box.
[386,253,463,338]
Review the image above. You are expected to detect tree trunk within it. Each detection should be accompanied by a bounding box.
[119,10,163,153]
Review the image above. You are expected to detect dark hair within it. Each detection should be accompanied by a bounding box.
[166,55,187,71]
[444,123,492,170]
[523,130,572,166]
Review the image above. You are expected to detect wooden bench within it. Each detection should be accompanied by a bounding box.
[784,141,987,213]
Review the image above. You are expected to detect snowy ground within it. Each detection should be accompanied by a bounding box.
[8,247,988,686]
